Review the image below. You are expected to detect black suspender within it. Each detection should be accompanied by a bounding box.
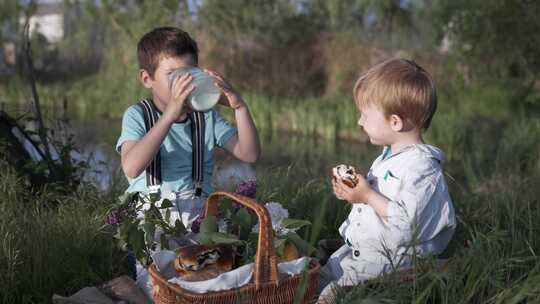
[138,99,161,191]
[137,99,205,196]
[189,111,205,197]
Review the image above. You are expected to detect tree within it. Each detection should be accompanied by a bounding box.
[435,0,540,95]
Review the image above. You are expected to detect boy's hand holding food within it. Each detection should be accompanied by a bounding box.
[332,173,373,204]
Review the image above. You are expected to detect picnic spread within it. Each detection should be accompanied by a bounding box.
[146,192,320,303]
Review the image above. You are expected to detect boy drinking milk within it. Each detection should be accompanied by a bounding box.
[116,27,260,230]
[319,58,456,302]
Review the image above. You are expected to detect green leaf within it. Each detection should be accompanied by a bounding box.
[118,192,130,204]
[149,192,160,202]
[160,199,173,209]
[200,215,218,234]
[282,218,311,230]
[142,222,155,247]
[198,231,214,246]
[274,237,287,248]
[220,200,234,218]
[118,239,128,252]
[286,233,316,256]
[119,192,138,205]
[130,228,146,261]
[235,208,252,230]
[211,232,243,245]
[160,233,169,251]
[119,221,134,240]
[274,237,287,257]
[173,219,187,236]
[165,208,171,224]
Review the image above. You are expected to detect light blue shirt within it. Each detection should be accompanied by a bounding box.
[116,104,237,195]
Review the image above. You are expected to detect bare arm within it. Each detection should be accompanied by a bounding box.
[223,105,261,163]
[205,69,260,163]
[121,73,194,178]
[121,117,174,178]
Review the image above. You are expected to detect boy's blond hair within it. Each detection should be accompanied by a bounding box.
[354,58,437,130]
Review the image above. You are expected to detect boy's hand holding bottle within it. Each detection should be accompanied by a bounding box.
[205,69,246,110]
[163,73,195,123]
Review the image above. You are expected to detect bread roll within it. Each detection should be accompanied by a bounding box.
[332,164,358,188]
[174,244,234,276]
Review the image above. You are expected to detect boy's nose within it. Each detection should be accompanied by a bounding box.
[357,119,363,127]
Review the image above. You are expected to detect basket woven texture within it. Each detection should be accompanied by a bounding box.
[149,191,321,304]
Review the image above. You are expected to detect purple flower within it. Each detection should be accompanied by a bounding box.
[105,205,136,226]
[105,210,120,226]
[236,180,257,199]
[191,216,203,233]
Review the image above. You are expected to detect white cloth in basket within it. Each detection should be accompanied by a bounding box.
[153,250,311,294]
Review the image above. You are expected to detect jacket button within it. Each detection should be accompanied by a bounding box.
[357,208,362,213]
[354,250,360,257]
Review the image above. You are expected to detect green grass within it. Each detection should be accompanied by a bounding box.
[1,78,362,142]
[1,79,540,303]
[0,172,128,303]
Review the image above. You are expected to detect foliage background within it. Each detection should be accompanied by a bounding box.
[0,0,540,303]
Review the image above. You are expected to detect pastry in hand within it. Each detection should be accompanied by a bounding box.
[332,164,358,188]
[174,244,234,276]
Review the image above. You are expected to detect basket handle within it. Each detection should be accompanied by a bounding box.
[204,191,279,289]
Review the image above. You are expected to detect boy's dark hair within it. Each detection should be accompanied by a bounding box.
[137,27,198,78]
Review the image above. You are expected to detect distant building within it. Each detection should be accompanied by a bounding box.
[1,1,65,75]
[25,1,65,44]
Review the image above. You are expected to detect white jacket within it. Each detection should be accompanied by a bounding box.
[338,144,456,263]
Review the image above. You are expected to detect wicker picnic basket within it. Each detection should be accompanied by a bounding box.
[149,191,321,304]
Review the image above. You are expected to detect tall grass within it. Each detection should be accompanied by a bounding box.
[0,171,126,303]
[1,80,363,142]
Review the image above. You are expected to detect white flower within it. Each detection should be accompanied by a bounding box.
[252,202,295,236]
[212,159,256,192]
[141,202,151,211]
[265,202,289,229]
[218,218,228,233]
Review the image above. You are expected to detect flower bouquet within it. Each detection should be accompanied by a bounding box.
[104,179,316,274]
[192,180,316,269]
[149,190,322,304]
[104,192,187,266]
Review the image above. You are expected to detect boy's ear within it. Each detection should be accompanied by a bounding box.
[389,114,404,132]
[139,69,153,89]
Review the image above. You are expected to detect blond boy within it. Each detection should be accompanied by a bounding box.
[319,58,456,302]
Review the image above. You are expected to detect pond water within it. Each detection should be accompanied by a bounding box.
[4,104,378,190]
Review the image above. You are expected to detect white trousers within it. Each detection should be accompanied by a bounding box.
[317,245,393,303]
[172,190,207,230]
